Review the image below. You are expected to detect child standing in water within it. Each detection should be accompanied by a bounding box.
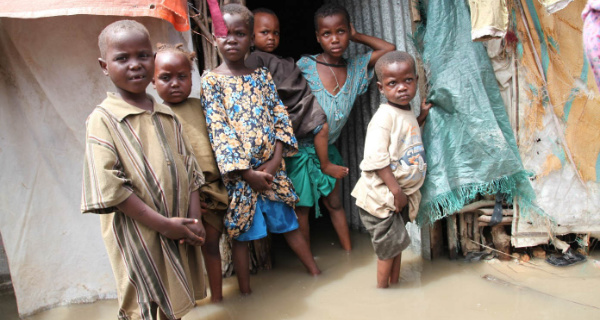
[352,51,431,288]
[291,4,395,251]
[201,4,320,295]
[82,20,206,319]
[153,44,229,302]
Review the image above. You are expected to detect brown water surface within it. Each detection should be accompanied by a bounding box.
[9,230,600,319]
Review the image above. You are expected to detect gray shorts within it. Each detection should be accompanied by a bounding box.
[358,207,411,260]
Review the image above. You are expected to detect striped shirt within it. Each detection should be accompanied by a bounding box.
[81,93,205,320]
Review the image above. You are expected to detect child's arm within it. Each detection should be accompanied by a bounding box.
[350,24,396,68]
[264,70,299,157]
[241,169,274,191]
[417,99,433,127]
[184,190,206,244]
[116,194,205,245]
[376,166,407,213]
[314,123,348,179]
[256,140,283,176]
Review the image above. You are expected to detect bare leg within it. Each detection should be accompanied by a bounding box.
[282,229,321,275]
[322,180,352,251]
[376,258,394,288]
[200,223,223,302]
[314,123,348,179]
[389,253,402,284]
[232,240,252,295]
[295,206,311,247]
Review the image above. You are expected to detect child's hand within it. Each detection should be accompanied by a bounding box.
[242,168,274,191]
[200,201,209,213]
[256,158,280,177]
[391,187,408,213]
[349,23,358,41]
[161,218,205,246]
[417,99,433,126]
[420,99,433,117]
[183,218,206,246]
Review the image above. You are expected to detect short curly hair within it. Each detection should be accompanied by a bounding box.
[314,4,350,31]
[375,51,417,81]
[98,20,149,59]
[155,43,197,70]
[222,3,254,32]
[252,7,277,18]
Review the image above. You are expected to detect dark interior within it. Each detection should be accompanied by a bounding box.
[246,0,324,61]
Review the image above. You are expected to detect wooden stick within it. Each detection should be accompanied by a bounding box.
[459,212,468,256]
[478,216,513,223]
[447,215,459,260]
[467,238,515,260]
[482,274,600,310]
[457,200,496,213]
[478,221,512,227]
[477,208,513,216]
[190,15,214,43]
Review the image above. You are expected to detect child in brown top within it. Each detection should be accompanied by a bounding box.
[153,43,229,302]
[248,8,348,180]
[252,8,280,54]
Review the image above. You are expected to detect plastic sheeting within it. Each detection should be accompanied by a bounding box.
[0,15,200,316]
[0,0,190,31]
[415,0,541,225]
[511,0,600,246]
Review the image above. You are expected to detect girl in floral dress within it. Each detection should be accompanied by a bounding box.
[201,3,320,295]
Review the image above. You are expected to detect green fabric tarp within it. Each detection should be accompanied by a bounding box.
[416,0,541,225]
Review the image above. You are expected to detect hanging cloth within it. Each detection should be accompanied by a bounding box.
[415,0,543,225]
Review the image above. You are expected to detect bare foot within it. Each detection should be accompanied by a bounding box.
[321,163,349,179]
[240,290,252,296]
[376,282,389,289]
[210,296,223,303]
[308,267,322,276]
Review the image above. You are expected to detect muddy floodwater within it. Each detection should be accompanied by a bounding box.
[4,228,600,319]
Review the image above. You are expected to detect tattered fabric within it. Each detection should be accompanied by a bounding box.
[416,0,541,225]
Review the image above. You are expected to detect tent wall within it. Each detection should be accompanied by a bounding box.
[512,0,600,246]
[0,15,200,316]
[0,0,190,31]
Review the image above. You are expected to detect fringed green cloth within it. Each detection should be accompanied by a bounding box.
[415,0,541,225]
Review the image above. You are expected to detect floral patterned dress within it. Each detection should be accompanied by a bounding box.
[201,67,299,238]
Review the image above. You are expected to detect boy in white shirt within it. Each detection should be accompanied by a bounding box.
[352,51,432,288]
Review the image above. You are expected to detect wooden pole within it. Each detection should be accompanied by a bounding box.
[447,215,459,260]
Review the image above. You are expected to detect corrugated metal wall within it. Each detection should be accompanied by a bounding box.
[326,0,419,231]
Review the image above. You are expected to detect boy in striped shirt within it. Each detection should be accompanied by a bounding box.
[81,20,206,320]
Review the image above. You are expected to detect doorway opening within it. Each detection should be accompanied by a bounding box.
[246,0,323,61]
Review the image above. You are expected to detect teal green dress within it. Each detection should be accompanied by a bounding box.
[287,52,373,216]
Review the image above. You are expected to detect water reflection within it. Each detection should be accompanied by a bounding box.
[11,228,600,320]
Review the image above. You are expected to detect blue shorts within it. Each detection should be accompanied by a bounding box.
[235,197,299,241]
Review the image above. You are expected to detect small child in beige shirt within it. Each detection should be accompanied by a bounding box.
[351,51,432,288]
